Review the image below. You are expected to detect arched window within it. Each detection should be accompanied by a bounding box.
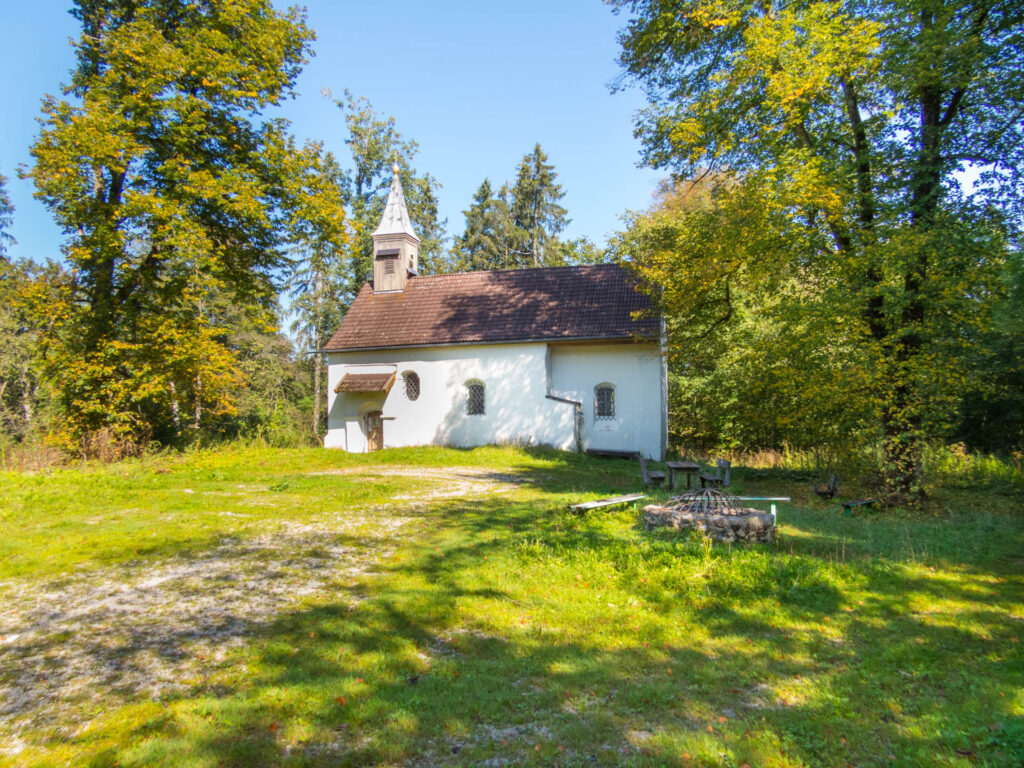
[594,383,615,420]
[465,379,485,416]
[403,371,420,401]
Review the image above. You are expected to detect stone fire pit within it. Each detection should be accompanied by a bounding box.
[643,489,775,543]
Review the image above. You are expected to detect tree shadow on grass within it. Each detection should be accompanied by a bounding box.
[63,491,1023,768]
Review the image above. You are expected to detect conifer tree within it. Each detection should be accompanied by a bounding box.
[508,144,568,267]
[455,145,570,271]
[454,179,514,270]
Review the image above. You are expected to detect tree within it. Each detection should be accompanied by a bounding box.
[556,236,610,266]
[953,250,1024,453]
[614,176,875,457]
[452,179,515,270]
[613,0,1023,503]
[454,145,571,271]
[508,144,569,267]
[286,144,349,440]
[0,172,14,260]
[25,0,317,452]
[335,91,447,285]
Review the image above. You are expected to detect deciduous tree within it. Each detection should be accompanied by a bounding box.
[25,0,317,451]
[286,143,349,440]
[335,91,447,284]
[613,0,1023,502]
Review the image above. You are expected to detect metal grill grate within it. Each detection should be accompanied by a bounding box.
[664,488,746,516]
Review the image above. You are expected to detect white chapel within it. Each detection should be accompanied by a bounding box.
[323,165,667,458]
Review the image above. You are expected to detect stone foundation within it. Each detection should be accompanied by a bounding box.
[643,504,775,543]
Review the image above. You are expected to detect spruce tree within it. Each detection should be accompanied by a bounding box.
[508,144,568,267]
[454,179,514,270]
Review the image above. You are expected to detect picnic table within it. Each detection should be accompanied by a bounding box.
[665,461,700,491]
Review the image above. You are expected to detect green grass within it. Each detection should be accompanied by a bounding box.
[1,446,1022,767]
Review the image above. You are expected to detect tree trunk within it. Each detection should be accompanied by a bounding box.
[193,374,202,431]
[169,381,180,436]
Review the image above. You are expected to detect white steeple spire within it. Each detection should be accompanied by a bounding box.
[371,163,420,291]
[372,163,420,241]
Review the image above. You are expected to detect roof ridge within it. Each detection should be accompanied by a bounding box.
[398,262,626,283]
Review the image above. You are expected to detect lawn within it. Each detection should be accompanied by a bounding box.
[1,445,1022,767]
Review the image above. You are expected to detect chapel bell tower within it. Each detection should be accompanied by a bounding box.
[372,163,420,292]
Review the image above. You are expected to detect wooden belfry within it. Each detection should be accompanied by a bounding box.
[372,163,420,292]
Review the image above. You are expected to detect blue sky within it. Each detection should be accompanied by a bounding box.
[0,0,665,264]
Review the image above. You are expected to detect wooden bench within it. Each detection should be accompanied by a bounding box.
[585,449,640,460]
[700,459,731,488]
[639,455,666,488]
[841,499,876,516]
[568,493,646,513]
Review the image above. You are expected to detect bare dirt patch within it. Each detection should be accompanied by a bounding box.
[0,518,401,746]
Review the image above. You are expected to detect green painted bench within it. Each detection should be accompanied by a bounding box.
[841,499,876,516]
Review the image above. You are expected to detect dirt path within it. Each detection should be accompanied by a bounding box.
[0,466,522,751]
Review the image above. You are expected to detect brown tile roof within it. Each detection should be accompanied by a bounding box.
[334,372,396,393]
[325,263,658,352]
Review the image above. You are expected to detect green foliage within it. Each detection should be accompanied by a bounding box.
[25,0,318,453]
[953,251,1024,453]
[452,178,515,270]
[508,143,569,266]
[616,176,875,455]
[285,143,350,441]
[335,90,447,282]
[0,171,14,259]
[555,236,611,265]
[453,144,569,270]
[613,0,1024,503]
[0,259,65,448]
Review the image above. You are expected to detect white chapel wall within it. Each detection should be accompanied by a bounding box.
[547,342,664,459]
[325,343,577,452]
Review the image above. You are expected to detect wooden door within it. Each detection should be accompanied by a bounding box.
[364,410,383,452]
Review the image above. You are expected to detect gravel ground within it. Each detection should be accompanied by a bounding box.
[0,466,520,754]
[0,521,400,746]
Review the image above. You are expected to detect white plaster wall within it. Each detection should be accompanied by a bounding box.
[548,342,664,459]
[325,344,576,452]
